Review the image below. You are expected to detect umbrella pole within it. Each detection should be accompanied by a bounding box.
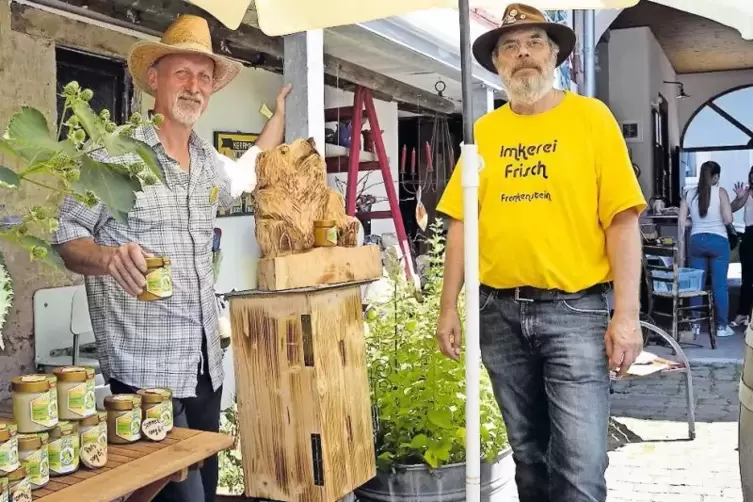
[584,9,596,97]
[458,0,481,501]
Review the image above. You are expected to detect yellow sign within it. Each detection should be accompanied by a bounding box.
[213,131,259,160]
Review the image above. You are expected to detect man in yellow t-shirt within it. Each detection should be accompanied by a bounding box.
[435,4,646,502]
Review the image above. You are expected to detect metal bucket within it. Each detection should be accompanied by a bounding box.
[740,326,753,500]
[355,450,513,502]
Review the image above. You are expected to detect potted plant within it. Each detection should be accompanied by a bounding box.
[357,219,511,502]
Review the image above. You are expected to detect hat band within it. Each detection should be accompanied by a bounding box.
[159,41,214,55]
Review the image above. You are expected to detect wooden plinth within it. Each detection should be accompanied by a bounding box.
[257,245,382,291]
[227,282,376,502]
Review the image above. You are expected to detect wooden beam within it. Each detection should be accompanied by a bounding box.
[52,0,456,114]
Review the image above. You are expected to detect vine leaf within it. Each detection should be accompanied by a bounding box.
[106,136,166,186]
[0,139,17,159]
[73,101,166,186]
[3,107,69,164]
[0,167,21,188]
[71,100,107,144]
[18,235,65,268]
[76,156,142,224]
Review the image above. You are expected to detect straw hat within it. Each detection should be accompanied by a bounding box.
[472,3,576,74]
[127,14,243,96]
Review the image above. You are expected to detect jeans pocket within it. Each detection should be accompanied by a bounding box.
[479,287,496,313]
[560,293,610,317]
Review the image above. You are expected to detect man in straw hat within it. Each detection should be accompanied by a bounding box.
[52,14,292,502]
[436,4,646,501]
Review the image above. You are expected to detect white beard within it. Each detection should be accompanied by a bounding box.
[171,96,203,126]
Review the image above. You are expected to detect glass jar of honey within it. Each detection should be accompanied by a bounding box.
[138,257,173,302]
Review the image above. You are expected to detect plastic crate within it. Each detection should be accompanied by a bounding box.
[651,267,705,293]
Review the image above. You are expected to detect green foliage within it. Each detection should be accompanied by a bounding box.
[0,80,164,265]
[0,250,12,350]
[218,400,245,495]
[365,219,507,470]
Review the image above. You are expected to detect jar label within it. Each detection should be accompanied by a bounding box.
[80,441,107,469]
[86,378,96,408]
[145,266,172,298]
[10,478,30,502]
[146,402,173,430]
[29,391,56,428]
[0,436,19,473]
[326,227,338,245]
[21,447,48,487]
[66,383,96,417]
[141,418,167,442]
[115,410,141,442]
[48,390,58,422]
[49,435,79,474]
[80,426,99,448]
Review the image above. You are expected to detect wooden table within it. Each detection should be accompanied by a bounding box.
[0,408,233,502]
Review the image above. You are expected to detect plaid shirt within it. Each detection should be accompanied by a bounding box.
[51,125,258,399]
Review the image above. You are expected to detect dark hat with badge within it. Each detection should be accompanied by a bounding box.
[472,3,576,74]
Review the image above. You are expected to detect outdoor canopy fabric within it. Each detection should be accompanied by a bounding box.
[183,0,640,34]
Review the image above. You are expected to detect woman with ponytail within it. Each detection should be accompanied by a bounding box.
[679,160,735,337]
[730,166,753,327]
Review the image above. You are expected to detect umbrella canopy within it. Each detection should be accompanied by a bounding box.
[185,0,638,33]
[651,0,753,39]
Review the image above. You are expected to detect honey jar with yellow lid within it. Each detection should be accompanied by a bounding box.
[104,395,142,444]
[137,388,173,432]
[138,257,173,301]
[11,375,57,433]
[53,366,96,420]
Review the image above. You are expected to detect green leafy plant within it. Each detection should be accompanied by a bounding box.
[365,219,507,470]
[0,81,165,265]
[0,250,12,350]
[218,400,245,495]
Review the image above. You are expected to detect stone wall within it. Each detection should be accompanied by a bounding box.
[0,1,140,400]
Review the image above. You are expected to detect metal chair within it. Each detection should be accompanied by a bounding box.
[610,321,696,440]
[643,244,717,349]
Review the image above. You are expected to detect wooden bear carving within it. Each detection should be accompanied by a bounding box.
[253,138,360,258]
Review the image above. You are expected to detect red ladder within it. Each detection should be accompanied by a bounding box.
[325,85,415,282]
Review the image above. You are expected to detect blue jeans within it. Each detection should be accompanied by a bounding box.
[688,232,730,327]
[479,285,611,502]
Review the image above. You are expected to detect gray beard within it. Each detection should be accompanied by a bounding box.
[505,69,555,106]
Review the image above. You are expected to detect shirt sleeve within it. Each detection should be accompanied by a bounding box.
[594,100,647,228]
[213,146,260,199]
[436,158,464,221]
[50,196,106,245]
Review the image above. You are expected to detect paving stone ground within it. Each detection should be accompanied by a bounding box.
[498,362,745,501]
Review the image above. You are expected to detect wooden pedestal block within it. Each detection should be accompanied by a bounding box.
[228,282,376,502]
[257,245,382,291]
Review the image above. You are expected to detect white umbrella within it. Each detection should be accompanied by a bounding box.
[651,0,753,39]
[185,1,640,500]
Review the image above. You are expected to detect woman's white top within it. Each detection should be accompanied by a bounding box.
[688,185,727,238]
[744,193,753,227]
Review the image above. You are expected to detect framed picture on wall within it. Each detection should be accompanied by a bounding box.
[213,131,259,217]
[213,131,259,160]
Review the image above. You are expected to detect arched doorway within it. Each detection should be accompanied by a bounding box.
[681,84,753,230]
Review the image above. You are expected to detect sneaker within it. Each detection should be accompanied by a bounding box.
[717,326,735,338]
[731,315,749,328]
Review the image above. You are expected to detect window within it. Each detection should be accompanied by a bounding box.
[56,47,133,138]
[682,85,753,152]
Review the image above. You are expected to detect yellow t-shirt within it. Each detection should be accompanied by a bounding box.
[436,91,647,292]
